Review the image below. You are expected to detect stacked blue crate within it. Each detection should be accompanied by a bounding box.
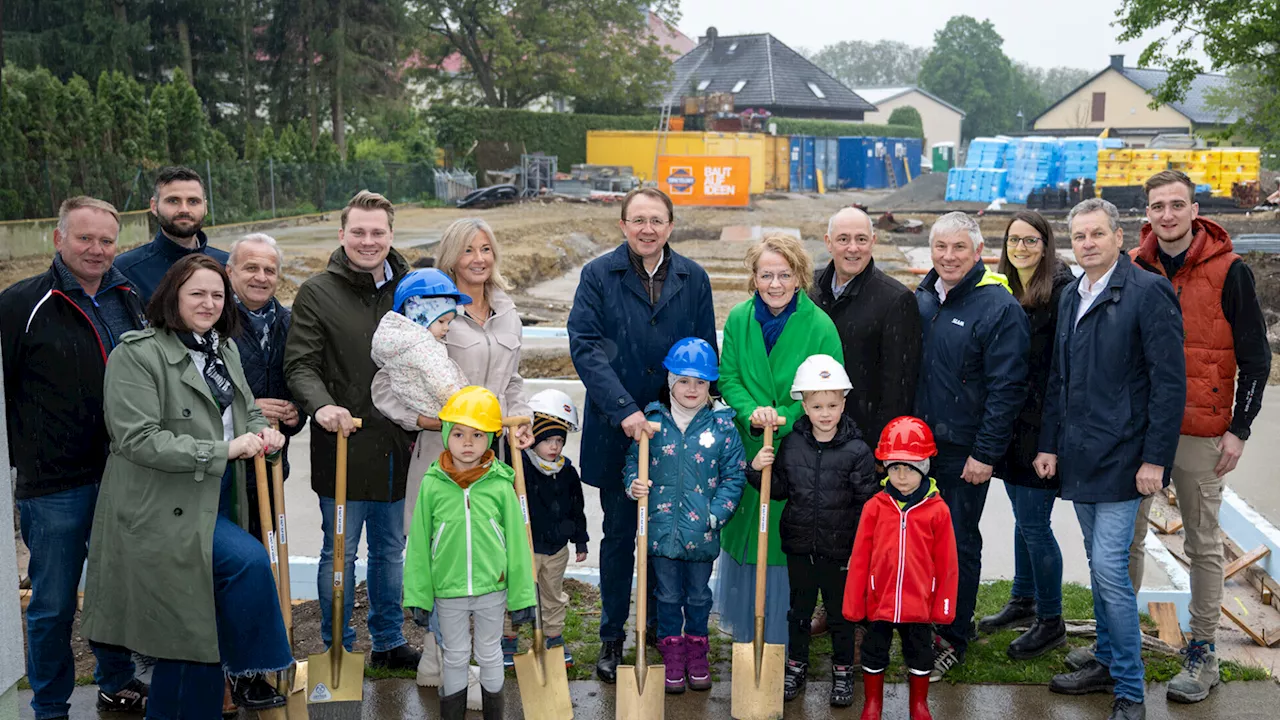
[1005,138,1061,204]
[1060,137,1101,184]
[946,168,965,201]
[946,168,1008,202]
[964,138,1010,169]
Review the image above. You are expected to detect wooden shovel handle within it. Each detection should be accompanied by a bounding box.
[330,418,361,686]
[634,422,660,668]
[753,421,782,620]
[269,421,292,640]
[253,455,279,585]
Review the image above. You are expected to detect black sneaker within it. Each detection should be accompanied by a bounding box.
[370,643,422,670]
[229,674,286,711]
[1049,659,1117,695]
[830,664,855,707]
[1007,616,1067,660]
[97,678,148,712]
[1109,697,1146,720]
[596,639,624,683]
[929,636,961,683]
[782,659,807,701]
[978,596,1036,633]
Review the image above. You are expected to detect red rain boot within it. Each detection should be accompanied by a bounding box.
[909,672,934,720]
[860,671,884,720]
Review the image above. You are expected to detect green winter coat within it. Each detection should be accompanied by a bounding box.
[81,328,267,663]
[404,457,536,613]
[717,292,844,566]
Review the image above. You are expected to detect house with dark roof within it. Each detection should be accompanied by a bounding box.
[852,86,965,150]
[660,28,875,121]
[1031,54,1238,146]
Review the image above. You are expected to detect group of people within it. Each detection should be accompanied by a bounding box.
[0,164,1268,720]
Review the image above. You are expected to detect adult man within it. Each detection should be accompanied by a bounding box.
[1130,171,1269,703]
[0,197,148,718]
[115,166,229,302]
[285,190,419,670]
[568,187,717,682]
[811,206,921,439]
[1037,198,1185,720]
[914,211,1030,680]
[228,233,307,539]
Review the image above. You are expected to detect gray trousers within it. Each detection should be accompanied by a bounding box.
[437,590,507,695]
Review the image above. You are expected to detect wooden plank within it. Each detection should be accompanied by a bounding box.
[1223,534,1280,613]
[1166,488,1179,507]
[1224,545,1271,582]
[1221,587,1280,647]
[1147,501,1184,535]
[1147,602,1186,649]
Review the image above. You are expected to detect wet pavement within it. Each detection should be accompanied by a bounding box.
[26,678,1280,719]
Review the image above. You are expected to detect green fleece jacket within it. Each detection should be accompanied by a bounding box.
[404,458,536,612]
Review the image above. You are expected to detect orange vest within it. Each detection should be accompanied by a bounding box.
[1131,218,1238,437]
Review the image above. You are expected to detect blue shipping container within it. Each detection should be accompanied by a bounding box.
[837,137,868,189]
[815,139,828,190]
[802,136,817,191]
[823,137,839,190]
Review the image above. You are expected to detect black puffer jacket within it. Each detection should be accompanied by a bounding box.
[746,414,876,562]
[234,298,306,478]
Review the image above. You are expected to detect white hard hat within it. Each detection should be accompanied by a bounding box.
[528,389,580,432]
[790,354,852,400]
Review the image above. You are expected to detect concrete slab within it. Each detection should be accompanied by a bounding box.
[26,679,1280,720]
[1223,402,1280,532]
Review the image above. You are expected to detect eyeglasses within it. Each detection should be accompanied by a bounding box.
[1006,236,1042,248]
[625,217,668,228]
[756,271,794,286]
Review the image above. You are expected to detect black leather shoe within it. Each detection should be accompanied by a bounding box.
[1109,697,1146,719]
[979,596,1035,633]
[596,639,624,683]
[228,675,286,711]
[371,643,422,670]
[1050,659,1117,695]
[1008,616,1067,660]
[96,678,148,712]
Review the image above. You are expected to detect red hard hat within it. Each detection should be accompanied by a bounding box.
[875,416,937,462]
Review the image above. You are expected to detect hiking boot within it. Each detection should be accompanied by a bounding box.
[1166,640,1219,703]
[481,687,503,720]
[228,674,286,711]
[371,643,422,670]
[1049,659,1116,695]
[596,639,623,683]
[440,687,467,720]
[979,596,1036,633]
[859,672,884,720]
[1007,616,1067,660]
[830,664,855,707]
[782,659,807,701]
[545,635,574,668]
[1109,697,1146,720]
[684,634,712,691]
[909,672,933,720]
[502,635,518,668]
[658,636,687,694]
[929,636,961,683]
[96,678,148,713]
[811,603,829,636]
[1064,643,1097,671]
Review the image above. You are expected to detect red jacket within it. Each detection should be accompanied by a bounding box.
[843,485,958,625]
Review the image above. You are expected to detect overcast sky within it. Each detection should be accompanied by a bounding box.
[675,0,1201,72]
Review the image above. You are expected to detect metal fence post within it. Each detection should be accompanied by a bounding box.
[269,158,277,218]
[205,159,215,226]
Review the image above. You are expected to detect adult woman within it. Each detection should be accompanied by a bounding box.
[81,255,292,716]
[715,234,844,645]
[980,210,1075,659]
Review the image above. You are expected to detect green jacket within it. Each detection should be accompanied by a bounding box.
[285,247,414,501]
[404,458,537,613]
[81,328,267,663]
[717,293,844,566]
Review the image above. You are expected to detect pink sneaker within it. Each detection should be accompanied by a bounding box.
[658,636,686,694]
[684,635,711,691]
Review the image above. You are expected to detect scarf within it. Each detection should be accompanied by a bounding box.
[885,473,932,510]
[753,292,798,355]
[179,330,235,410]
[667,373,704,433]
[525,447,566,476]
[439,449,496,490]
[239,299,277,353]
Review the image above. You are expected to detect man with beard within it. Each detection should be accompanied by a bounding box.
[115,166,230,302]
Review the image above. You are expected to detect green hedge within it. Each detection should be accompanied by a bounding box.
[772,118,923,139]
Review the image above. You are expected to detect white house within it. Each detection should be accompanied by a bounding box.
[852,86,965,151]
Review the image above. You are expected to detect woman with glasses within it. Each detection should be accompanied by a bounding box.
[978,210,1075,659]
[714,234,843,651]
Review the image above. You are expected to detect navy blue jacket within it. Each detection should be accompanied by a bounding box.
[115,229,230,303]
[568,243,717,489]
[914,263,1030,465]
[1040,255,1186,503]
[522,452,589,556]
[233,298,306,478]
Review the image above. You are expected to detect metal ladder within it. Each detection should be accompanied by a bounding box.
[884,154,899,189]
[651,100,674,183]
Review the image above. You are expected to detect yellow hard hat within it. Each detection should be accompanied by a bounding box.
[438,386,503,433]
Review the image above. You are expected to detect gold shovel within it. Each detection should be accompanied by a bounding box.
[270,422,309,717]
[731,421,786,720]
[307,418,365,718]
[253,446,305,720]
[505,416,574,720]
[617,422,664,720]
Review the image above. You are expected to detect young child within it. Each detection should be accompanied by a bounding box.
[843,416,958,720]
[404,386,536,720]
[370,268,470,417]
[501,388,589,668]
[749,354,876,707]
[627,337,746,694]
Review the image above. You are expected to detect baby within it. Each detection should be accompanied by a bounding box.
[371,268,470,418]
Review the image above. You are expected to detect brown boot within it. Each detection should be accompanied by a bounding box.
[810,603,829,636]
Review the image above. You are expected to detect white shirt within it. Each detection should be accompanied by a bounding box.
[188,350,235,442]
[934,277,950,304]
[1075,260,1118,328]
[375,260,393,289]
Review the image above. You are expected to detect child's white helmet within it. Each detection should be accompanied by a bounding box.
[528,389,580,432]
[790,354,853,400]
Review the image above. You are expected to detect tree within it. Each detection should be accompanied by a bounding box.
[807,40,927,88]
[1204,69,1280,154]
[887,106,923,130]
[1030,66,1092,106]
[407,0,678,110]
[918,16,1017,139]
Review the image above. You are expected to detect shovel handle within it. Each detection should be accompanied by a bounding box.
[330,417,362,688]
[633,423,660,672]
[753,422,780,622]
[269,421,293,642]
[504,415,551,651]
[253,455,280,586]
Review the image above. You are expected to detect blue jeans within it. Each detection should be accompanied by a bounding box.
[146,661,222,720]
[318,496,407,652]
[1005,483,1064,618]
[599,479,655,642]
[18,484,136,720]
[651,556,713,639]
[1075,498,1145,704]
[934,449,990,656]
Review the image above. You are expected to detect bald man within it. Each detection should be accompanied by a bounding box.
[810,207,921,441]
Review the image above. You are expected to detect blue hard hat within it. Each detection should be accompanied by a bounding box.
[663,337,719,381]
[393,269,473,313]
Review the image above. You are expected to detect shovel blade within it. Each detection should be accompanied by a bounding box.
[305,648,365,704]
[730,641,786,720]
[512,645,573,720]
[616,663,665,720]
